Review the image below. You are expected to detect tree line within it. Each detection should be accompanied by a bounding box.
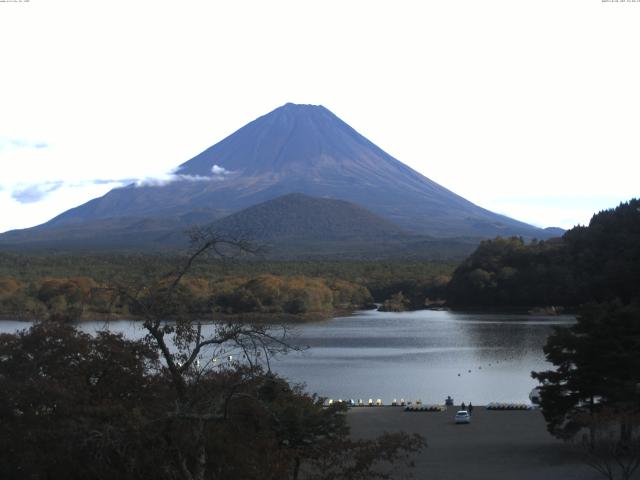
[0,253,455,320]
[0,274,377,321]
[447,199,640,309]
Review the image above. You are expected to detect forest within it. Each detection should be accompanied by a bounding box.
[0,254,453,321]
[1,199,638,320]
[447,199,640,309]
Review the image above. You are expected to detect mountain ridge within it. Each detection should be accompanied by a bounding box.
[0,193,481,260]
[208,192,407,240]
[0,102,561,253]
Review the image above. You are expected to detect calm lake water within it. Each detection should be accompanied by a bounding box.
[0,309,574,405]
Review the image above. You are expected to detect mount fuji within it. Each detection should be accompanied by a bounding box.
[0,103,557,254]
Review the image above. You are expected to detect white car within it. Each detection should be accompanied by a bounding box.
[454,410,471,424]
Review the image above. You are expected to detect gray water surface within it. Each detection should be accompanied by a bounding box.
[1,309,573,405]
[272,309,572,405]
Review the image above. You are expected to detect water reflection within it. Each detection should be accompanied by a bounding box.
[272,310,573,404]
[0,310,573,404]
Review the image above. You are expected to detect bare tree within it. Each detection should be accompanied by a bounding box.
[99,228,425,480]
[109,228,297,480]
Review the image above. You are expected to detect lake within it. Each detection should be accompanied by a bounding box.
[0,309,573,405]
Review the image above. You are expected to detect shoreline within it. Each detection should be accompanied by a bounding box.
[0,304,577,324]
[0,308,361,324]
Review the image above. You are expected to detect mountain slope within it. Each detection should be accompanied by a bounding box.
[0,193,479,259]
[208,193,406,241]
[196,193,478,260]
[35,103,551,239]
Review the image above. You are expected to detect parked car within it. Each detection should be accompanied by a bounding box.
[455,410,471,424]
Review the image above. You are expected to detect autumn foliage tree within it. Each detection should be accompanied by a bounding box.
[0,323,163,479]
[0,230,425,480]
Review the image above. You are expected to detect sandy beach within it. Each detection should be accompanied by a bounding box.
[348,406,604,480]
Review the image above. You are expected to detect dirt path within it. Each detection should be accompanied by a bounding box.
[348,407,605,480]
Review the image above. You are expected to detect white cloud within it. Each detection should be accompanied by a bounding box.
[0,137,48,152]
[0,183,122,233]
[6,179,137,205]
[134,172,227,187]
[11,182,64,204]
[211,164,231,176]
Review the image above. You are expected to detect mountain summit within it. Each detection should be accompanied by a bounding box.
[0,103,555,251]
[177,103,420,182]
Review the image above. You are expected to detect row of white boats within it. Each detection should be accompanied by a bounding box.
[324,391,541,409]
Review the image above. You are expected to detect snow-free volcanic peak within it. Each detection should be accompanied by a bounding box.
[0,102,557,250]
[168,101,541,238]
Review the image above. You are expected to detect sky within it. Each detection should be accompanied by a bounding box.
[0,0,638,234]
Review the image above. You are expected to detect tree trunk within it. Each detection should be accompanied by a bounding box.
[589,395,596,449]
[292,455,301,480]
[620,419,631,444]
[193,419,207,480]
